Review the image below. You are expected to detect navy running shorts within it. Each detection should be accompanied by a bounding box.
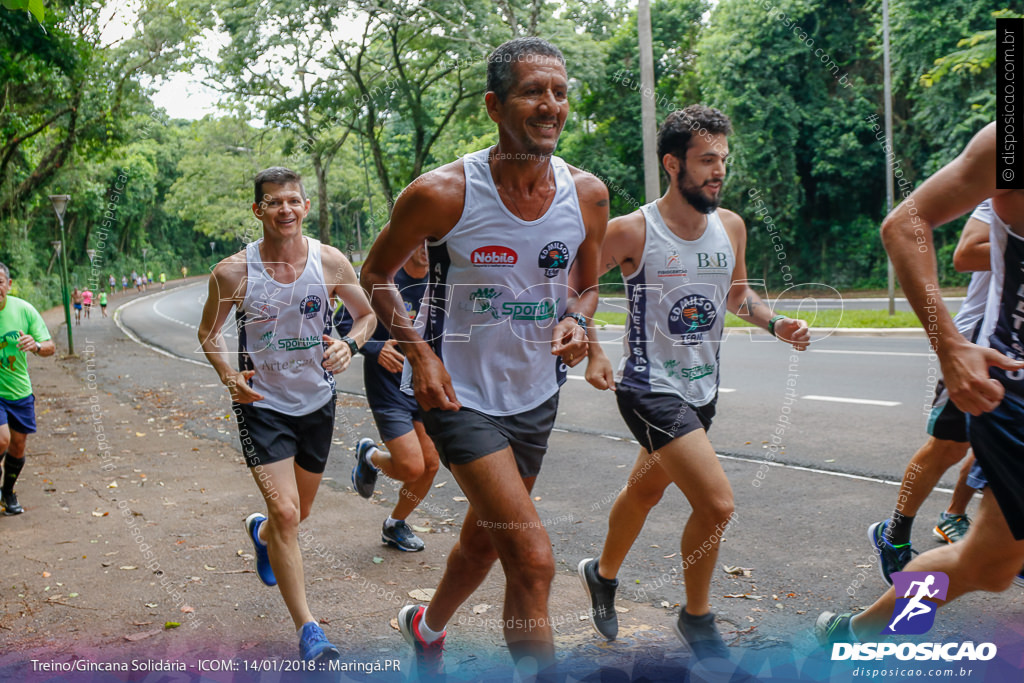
[926,379,968,442]
[968,389,1024,540]
[0,395,36,434]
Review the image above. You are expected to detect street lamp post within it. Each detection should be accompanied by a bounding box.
[142,247,148,282]
[48,194,73,354]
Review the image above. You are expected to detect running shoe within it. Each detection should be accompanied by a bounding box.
[398,604,445,678]
[673,608,730,660]
[382,520,425,552]
[1,490,23,515]
[815,611,856,646]
[933,513,971,544]
[245,512,276,586]
[352,438,379,499]
[299,621,340,662]
[868,520,916,586]
[577,557,618,640]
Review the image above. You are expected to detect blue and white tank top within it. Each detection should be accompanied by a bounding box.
[617,202,735,407]
[402,148,586,415]
[237,236,335,414]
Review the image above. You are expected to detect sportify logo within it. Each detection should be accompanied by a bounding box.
[299,295,322,319]
[884,571,948,635]
[472,245,518,267]
[538,241,569,278]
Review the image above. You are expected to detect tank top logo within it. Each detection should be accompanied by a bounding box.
[657,249,688,278]
[668,293,718,345]
[538,241,570,278]
[472,245,518,267]
[299,295,322,319]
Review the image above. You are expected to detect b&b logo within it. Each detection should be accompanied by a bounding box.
[472,245,518,267]
[884,571,948,635]
[538,241,569,278]
[299,295,322,319]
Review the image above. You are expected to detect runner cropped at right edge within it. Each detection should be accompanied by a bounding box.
[817,123,1024,645]
[578,105,809,666]
[866,202,994,584]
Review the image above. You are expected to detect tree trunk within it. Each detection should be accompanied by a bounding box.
[313,152,330,246]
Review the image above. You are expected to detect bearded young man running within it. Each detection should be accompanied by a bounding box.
[579,105,810,663]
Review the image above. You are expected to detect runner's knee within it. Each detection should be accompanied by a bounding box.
[265,498,301,532]
[692,494,734,528]
[505,545,555,591]
[624,480,665,511]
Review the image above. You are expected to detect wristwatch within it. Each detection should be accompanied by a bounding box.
[340,335,359,356]
[768,314,786,338]
[34,341,41,354]
[559,312,588,331]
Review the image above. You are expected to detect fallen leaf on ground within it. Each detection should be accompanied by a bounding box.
[124,629,160,642]
[663,553,677,559]
[372,557,384,564]
[144,603,158,608]
[408,588,435,602]
[136,433,146,437]
[472,604,490,614]
[411,525,430,533]
[92,511,108,517]
[724,594,764,600]
[660,601,671,608]
[433,482,446,488]
[107,482,118,488]
[203,564,217,571]
[165,622,180,629]
[42,572,50,578]
[180,606,194,613]
[452,496,468,502]
[389,618,399,630]
[119,566,137,571]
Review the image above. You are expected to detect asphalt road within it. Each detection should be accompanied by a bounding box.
[114,282,1021,646]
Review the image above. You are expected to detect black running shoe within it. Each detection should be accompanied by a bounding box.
[383,520,425,552]
[673,608,730,661]
[352,437,379,499]
[398,604,445,678]
[1,490,23,515]
[868,520,917,586]
[577,557,618,640]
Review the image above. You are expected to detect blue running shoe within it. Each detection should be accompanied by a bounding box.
[299,621,340,662]
[815,611,856,646]
[868,520,916,586]
[245,512,276,586]
[352,437,379,499]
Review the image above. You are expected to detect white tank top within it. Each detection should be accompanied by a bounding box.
[954,201,995,338]
[403,148,586,416]
[977,202,1024,392]
[237,237,335,414]
[616,202,735,407]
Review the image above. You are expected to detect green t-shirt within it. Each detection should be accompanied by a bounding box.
[0,296,51,400]
[99,292,108,305]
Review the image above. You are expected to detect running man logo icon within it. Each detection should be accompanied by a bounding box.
[883,571,949,635]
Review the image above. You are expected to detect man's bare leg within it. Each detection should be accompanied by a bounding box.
[852,491,1024,639]
[374,423,440,520]
[423,447,554,668]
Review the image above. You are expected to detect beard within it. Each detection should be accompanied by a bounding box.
[677,170,721,214]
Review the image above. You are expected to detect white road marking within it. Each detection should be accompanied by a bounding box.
[810,349,931,358]
[802,395,901,407]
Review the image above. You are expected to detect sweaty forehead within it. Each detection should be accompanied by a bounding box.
[262,182,304,199]
[510,56,568,87]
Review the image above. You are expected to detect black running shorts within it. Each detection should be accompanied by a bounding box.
[967,388,1024,541]
[420,394,558,478]
[233,395,336,474]
[615,386,715,454]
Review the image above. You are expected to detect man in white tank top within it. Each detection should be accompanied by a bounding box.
[361,38,607,680]
[866,205,993,587]
[197,168,376,662]
[579,106,810,663]
[817,123,1024,646]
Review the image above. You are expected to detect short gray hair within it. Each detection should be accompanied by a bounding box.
[0,262,9,280]
[486,38,566,102]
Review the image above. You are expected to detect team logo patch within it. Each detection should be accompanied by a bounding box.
[883,571,949,635]
[472,245,518,267]
[299,295,322,319]
[668,294,718,343]
[538,241,569,278]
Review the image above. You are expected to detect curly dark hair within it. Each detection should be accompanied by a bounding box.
[486,37,566,102]
[656,105,732,165]
[254,167,306,206]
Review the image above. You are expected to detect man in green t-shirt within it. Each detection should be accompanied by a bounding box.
[0,263,55,515]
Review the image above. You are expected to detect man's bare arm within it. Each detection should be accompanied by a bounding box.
[952,216,991,273]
